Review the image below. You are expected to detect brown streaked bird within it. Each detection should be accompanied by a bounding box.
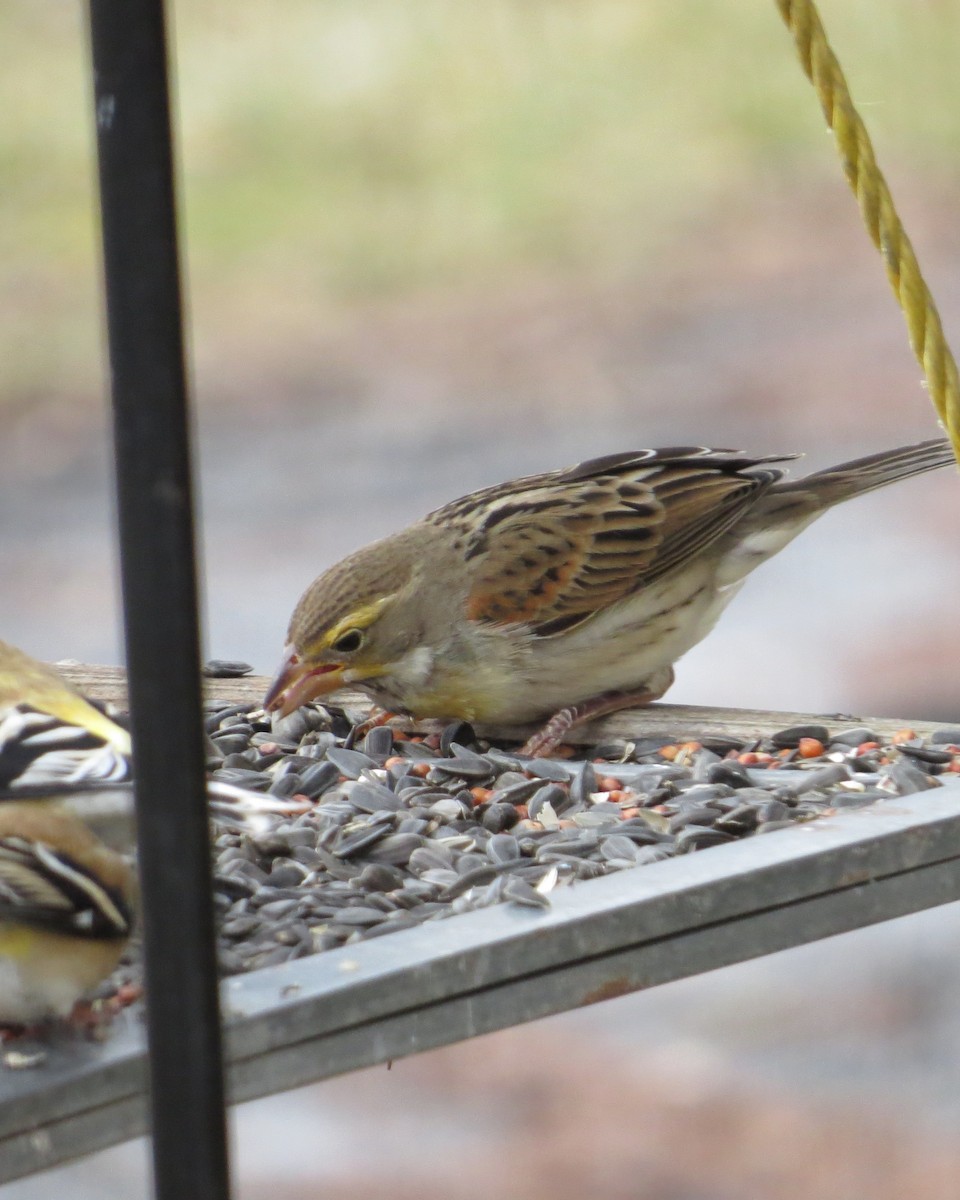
[265,438,954,756]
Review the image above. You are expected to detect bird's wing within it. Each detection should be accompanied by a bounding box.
[0,639,131,756]
[0,705,131,789]
[0,834,131,939]
[432,447,790,636]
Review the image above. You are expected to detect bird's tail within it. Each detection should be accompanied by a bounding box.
[717,436,954,586]
[777,436,955,507]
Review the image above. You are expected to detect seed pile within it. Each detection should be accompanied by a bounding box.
[203,698,960,975]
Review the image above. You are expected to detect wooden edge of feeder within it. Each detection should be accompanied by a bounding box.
[56,662,946,746]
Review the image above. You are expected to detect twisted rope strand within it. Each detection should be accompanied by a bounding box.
[775,0,960,459]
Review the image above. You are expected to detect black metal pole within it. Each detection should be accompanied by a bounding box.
[86,3,231,1198]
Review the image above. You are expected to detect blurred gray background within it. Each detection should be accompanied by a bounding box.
[3,2,960,1197]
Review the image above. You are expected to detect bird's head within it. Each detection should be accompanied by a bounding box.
[263,535,432,717]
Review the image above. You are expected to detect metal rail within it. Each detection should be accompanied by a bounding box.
[87,0,231,1196]
[3,785,959,1184]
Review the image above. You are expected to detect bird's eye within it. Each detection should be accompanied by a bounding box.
[330,628,364,654]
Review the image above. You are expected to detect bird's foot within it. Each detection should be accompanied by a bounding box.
[0,1022,36,1044]
[0,984,142,1051]
[346,707,395,744]
[69,981,143,1039]
[519,675,673,759]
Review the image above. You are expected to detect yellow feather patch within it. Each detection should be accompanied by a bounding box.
[0,923,35,959]
[48,695,132,757]
[319,597,393,651]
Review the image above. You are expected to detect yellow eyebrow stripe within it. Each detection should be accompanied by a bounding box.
[321,597,392,650]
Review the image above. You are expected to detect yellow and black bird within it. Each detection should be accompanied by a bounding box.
[0,639,303,1026]
[0,799,136,1026]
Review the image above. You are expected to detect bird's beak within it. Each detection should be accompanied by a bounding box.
[263,645,346,717]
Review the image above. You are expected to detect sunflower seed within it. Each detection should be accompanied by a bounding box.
[523,758,573,782]
[528,784,567,822]
[203,660,253,678]
[488,778,544,806]
[362,724,396,760]
[570,761,598,805]
[348,779,402,813]
[157,692,940,985]
[706,761,752,788]
[715,804,759,834]
[440,723,478,755]
[881,760,941,795]
[758,799,791,823]
[675,826,736,852]
[488,833,522,864]
[503,877,551,909]
[332,823,391,858]
[429,756,495,782]
[298,760,341,798]
[897,744,952,765]
[600,835,646,861]
[769,724,830,748]
[830,727,878,746]
[326,746,377,778]
[668,805,720,833]
[440,865,499,899]
[482,803,521,832]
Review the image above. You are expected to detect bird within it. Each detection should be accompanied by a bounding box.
[0,639,312,844]
[0,798,136,1027]
[0,639,131,791]
[0,640,316,1028]
[264,437,954,757]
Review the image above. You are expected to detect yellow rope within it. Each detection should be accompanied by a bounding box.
[774,0,960,460]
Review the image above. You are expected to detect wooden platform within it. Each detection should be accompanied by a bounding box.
[56,662,947,747]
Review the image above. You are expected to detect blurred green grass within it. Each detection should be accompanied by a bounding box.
[2,0,959,410]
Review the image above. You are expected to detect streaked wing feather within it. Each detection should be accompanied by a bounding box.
[434,448,790,636]
[0,843,73,913]
[0,837,129,937]
[0,705,131,790]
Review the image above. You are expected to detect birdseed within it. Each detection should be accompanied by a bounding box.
[106,705,960,983]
